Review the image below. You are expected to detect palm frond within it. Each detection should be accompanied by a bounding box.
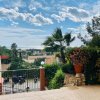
[64,33,75,46]
[42,36,54,46]
[53,28,63,41]
[70,37,75,42]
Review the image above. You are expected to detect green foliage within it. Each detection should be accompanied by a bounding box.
[44,63,59,83]
[33,58,45,66]
[27,51,33,56]
[0,46,11,64]
[0,46,11,56]
[8,57,23,70]
[83,47,99,84]
[9,43,23,70]
[43,28,75,63]
[67,47,99,84]
[11,43,17,50]
[61,62,75,74]
[78,16,100,48]
[48,69,65,89]
[88,34,100,47]
[64,33,75,46]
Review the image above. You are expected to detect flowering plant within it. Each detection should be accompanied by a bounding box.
[69,48,90,65]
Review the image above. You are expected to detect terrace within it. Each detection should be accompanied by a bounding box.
[0,86,100,100]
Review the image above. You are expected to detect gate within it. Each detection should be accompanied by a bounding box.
[0,68,40,94]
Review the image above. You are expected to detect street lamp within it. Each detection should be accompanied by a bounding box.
[41,61,45,67]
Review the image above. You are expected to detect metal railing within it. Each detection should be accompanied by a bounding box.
[0,68,40,95]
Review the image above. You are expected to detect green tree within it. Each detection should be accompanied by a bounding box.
[0,46,11,56]
[33,58,45,66]
[8,43,23,70]
[11,43,18,58]
[78,16,100,48]
[43,28,75,63]
[0,46,11,64]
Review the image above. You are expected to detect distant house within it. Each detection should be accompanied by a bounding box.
[24,55,56,64]
[23,49,52,56]
[0,56,10,71]
[1,64,10,71]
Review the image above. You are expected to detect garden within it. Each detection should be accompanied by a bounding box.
[0,16,100,90]
[43,16,100,89]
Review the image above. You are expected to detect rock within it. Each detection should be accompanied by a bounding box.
[64,73,85,86]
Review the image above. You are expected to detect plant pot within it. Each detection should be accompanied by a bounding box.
[74,64,83,73]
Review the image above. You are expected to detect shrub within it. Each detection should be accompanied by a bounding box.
[33,58,45,66]
[48,69,65,89]
[61,62,75,74]
[44,63,59,83]
[68,47,99,84]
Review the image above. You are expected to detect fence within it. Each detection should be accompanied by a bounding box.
[0,67,45,95]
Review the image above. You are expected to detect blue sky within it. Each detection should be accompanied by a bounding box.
[0,0,100,49]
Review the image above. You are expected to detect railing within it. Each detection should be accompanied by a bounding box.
[0,68,40,95]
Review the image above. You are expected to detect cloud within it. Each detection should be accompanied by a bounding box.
[11,21,19,27]
[51,14,65,23]
[29,13,53,26]
[67,24,87,34]
[92,1,100,16]
[29,0,43,11]
[51,6,89,22]
[0,27,48,49]
[0,0,24,8]
[0,27,45,36]
[0,7,53,26]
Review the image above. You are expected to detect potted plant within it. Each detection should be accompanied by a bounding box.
[69,48,84,74]
[74,63,83,73]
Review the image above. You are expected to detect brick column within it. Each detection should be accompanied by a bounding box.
[0,83,2,95]
[40,67,45,91]
[0,56,2,78]
[0,78,3,95]
[0,56,2,95]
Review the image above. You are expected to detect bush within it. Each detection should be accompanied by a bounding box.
[68,47,99,84]
[48,69,65,89]
[44,63,59,83]
[61,62,75,74]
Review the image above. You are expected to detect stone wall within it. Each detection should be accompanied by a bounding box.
[64,73,85,86]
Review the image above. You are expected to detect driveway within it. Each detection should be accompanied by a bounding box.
[0,86,100,100]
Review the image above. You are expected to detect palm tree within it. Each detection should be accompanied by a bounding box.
[43,28,75,63]
[11,43,17,50]
[64,33,75,46]
[11,43,18,58]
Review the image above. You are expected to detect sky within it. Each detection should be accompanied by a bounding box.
[0,0,100,49]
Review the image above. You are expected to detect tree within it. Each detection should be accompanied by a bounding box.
[78,16,100,48]
[43,28,75,63]
[11,43,18,58]
[8,43,23,70]
[33,58,45,66]
[0,46,11,64]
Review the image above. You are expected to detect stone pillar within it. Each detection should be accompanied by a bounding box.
[0,77,3,95]
[75,73,82,86]
[0,56,2,95]
[0,83,2,95]
[40,67,45,91]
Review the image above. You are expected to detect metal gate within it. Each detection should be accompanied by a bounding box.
[1,68,40,94]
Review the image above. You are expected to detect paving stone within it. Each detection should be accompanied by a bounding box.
[0,86,100,100]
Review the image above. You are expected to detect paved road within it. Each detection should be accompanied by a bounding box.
[0,86,100,100]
